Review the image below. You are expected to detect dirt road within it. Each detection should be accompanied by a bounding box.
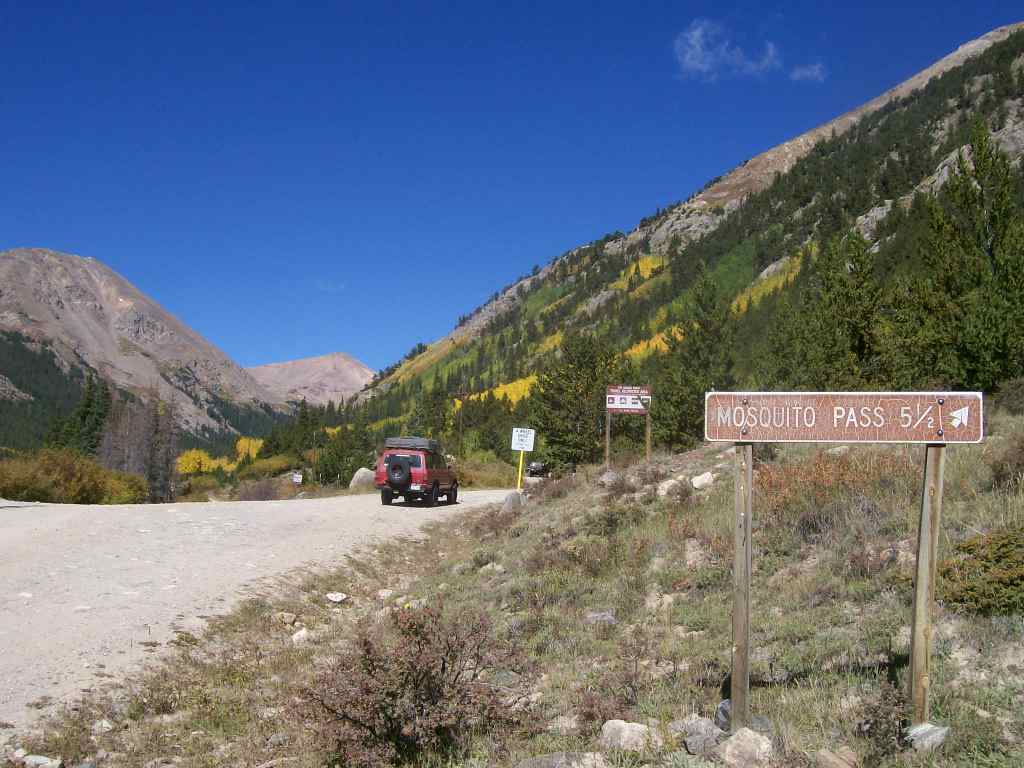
[0,490,508,732]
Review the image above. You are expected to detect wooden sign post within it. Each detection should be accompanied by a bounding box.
[606,385,653,468]
[705,391,983,731]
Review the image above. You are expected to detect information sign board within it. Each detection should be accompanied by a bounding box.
[704,391,983,444]
[510,427,536,452]
[607,385,652,414]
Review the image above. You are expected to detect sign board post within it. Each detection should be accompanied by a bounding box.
[606,386,653,467]
[510,427,536,491]
[705,391,983,731]
[732,442,753,729]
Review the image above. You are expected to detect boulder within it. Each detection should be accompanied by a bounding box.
[716,727,773,767]
[479,562,506,575]
[348,467,376,489]
[714,699,773,736]
[275,611,297,626]
[599,719,663,752]
[691,472,715,490]
[325,592,348,604]
[905,722,949,752]
[502,492,524,514]
[668,715,725,755]
[515,754,608,768]
[290,627,310,646]
[598,470,622,488]
[91,718,114,734]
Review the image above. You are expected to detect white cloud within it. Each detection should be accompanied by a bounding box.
[674,18,781,80]
[790,62,827,82]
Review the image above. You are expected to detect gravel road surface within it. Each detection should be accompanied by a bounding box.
[0,489,508,733]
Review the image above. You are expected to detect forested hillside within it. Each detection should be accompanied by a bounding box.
[327,27,1024,468]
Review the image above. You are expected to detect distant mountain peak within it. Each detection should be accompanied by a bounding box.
[247,352,375,406]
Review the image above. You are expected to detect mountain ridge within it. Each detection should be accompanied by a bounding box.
[0,247,286,437]
[358,21,1024,424]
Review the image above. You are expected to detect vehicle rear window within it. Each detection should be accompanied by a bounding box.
[384,453,422,468]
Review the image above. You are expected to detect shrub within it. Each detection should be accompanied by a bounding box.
[939,526,1024,615]
[856,680,907,763]
[102,471,149,504]
[993,378,1024,415]
[302,605,528,768]
[236,478,279,501]
[236,454,297,480]
[533,474,577,502]
[182,474,221,498]
[0,449,147,504]
[989,431,1024,489]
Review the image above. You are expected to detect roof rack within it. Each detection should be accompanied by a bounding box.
[384,436,441,453]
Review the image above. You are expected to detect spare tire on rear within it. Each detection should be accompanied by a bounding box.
[388,457,411,488]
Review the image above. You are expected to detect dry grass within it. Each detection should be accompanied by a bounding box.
[15,414,1024,767]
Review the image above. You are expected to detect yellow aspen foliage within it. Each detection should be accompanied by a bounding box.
[176,449,214,475]
[235,436,264,461]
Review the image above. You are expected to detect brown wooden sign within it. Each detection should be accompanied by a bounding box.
[607,385,652,414]
[705,391,983,444]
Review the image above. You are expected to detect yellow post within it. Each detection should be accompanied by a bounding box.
[516,449,525,491]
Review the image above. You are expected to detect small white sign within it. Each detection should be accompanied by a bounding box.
[291,471,304,485]
[510,427,536,452]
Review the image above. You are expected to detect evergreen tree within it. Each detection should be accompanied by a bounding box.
[887,122,1024,390]
[761,234,884,389]
[534,332,624,467]
[654,264,734,450]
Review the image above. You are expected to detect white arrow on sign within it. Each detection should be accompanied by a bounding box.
[950,406,970,429]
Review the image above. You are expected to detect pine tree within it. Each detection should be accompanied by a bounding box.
[654,264,734,450]
[759,234,884,390]
[888,122,1024,390]
[534,332,625,467]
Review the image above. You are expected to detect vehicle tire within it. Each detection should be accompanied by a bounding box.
[381,488,393,506]
[447,483,458,505]
[388,458,411,487]
[425,484,439,507]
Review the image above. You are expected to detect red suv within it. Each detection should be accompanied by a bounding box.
[375,437,458,506]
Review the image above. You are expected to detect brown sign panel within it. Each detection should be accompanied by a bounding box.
[607,385,652,414]
[704,392,984,444]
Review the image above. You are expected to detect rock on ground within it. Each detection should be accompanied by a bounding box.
[583,610,617,626]
[547,714,581,736]
[598,470,622,488]
[23,758,62,768]
[324,592,348,604]
[515,753,608,768]
[905,722,950,752]
[599,719,664,752]
[814,746,859,768]
[668,714,725,755]
[502,492,524,514]
[348,467,376,489]
[691,471,715,490]
[717,727,773,768]
[290,627,310,646]
[657,478,683,497]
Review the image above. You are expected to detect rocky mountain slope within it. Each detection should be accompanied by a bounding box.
[0,248,286,435]
[359,22,1024,426]
[247,352,375,406]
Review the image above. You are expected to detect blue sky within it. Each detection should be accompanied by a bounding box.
[2,1,1019,370]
